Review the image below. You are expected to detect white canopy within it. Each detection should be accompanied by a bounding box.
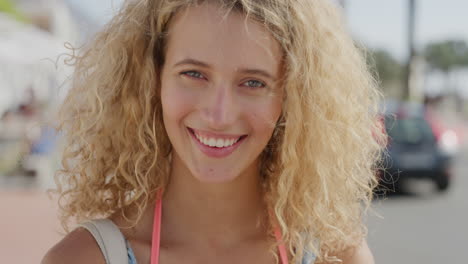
[0,13,72,116]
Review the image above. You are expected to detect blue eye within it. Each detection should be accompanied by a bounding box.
[181,71,204,79]
[243,80,265,88]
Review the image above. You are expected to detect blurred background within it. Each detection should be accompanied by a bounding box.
[0,0,467,263]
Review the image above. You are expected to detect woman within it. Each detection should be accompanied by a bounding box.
[43,0,384,263]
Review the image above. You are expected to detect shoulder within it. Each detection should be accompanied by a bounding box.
[41,227,106,264]
[332,239,374,264]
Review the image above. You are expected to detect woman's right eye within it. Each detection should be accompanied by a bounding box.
[181,71,204,79]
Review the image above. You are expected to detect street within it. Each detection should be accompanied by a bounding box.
[368,147,468,263]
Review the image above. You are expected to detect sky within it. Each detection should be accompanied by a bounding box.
[346,0,468,61]
[66,0,468,62]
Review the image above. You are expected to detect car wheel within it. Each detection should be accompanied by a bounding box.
[435,174,449,191]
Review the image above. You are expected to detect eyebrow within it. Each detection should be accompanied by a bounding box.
[173,58,277,81]
[174,58,210,68]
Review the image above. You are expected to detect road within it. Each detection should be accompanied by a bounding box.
[367,147,468,263]
[0,190,62,264]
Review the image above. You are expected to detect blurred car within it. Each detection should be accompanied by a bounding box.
[378,103,452,193]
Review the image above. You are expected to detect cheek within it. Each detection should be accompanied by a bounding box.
[161,80,195,125]
[248,98,282,139]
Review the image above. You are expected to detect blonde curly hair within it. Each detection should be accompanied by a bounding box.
[54,0,385,263]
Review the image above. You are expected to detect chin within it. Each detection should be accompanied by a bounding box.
[191,167,241,183]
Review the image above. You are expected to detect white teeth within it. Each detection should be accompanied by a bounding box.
[215,139,224,148]
[208,138,216,147]
[192,131,241,148]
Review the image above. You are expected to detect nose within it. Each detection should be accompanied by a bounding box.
[201,84,238,130]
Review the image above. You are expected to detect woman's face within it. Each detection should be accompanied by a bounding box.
[160,3,283,183]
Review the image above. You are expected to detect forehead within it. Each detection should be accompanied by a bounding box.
[164,2,282,74]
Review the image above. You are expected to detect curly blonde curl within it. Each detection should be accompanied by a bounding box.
[54,0,386,263]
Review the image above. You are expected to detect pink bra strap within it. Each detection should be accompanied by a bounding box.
[274,226,289,264]
[150,191,163,264]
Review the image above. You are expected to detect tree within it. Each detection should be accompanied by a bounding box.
[367,49,404,98]
[424,40,468,110]
[424,40,468,73]
[370,49,404,84]
[0,0,26,21]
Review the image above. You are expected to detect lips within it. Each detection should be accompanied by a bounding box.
[187,127,247,158]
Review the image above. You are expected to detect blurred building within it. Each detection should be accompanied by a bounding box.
[15,0,80,41]
[1,0,83,183]
[1,0,82,116]
[425,68,468,99]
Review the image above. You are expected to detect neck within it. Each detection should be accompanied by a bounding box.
[160,154,269,248]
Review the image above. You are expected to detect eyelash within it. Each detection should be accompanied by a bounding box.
[244,80,265,89]
[182,71,204,79]
[180,71,266,89]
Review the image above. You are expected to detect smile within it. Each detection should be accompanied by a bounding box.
[187,127,247,158]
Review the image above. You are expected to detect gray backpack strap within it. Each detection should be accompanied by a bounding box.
[79,219,129,264]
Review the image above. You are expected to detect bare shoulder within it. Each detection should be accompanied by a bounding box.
[334,239,374,264]
[41,227,105,264]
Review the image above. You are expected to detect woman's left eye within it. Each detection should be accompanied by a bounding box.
[243,80,266,89]
[181,71,204,79]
